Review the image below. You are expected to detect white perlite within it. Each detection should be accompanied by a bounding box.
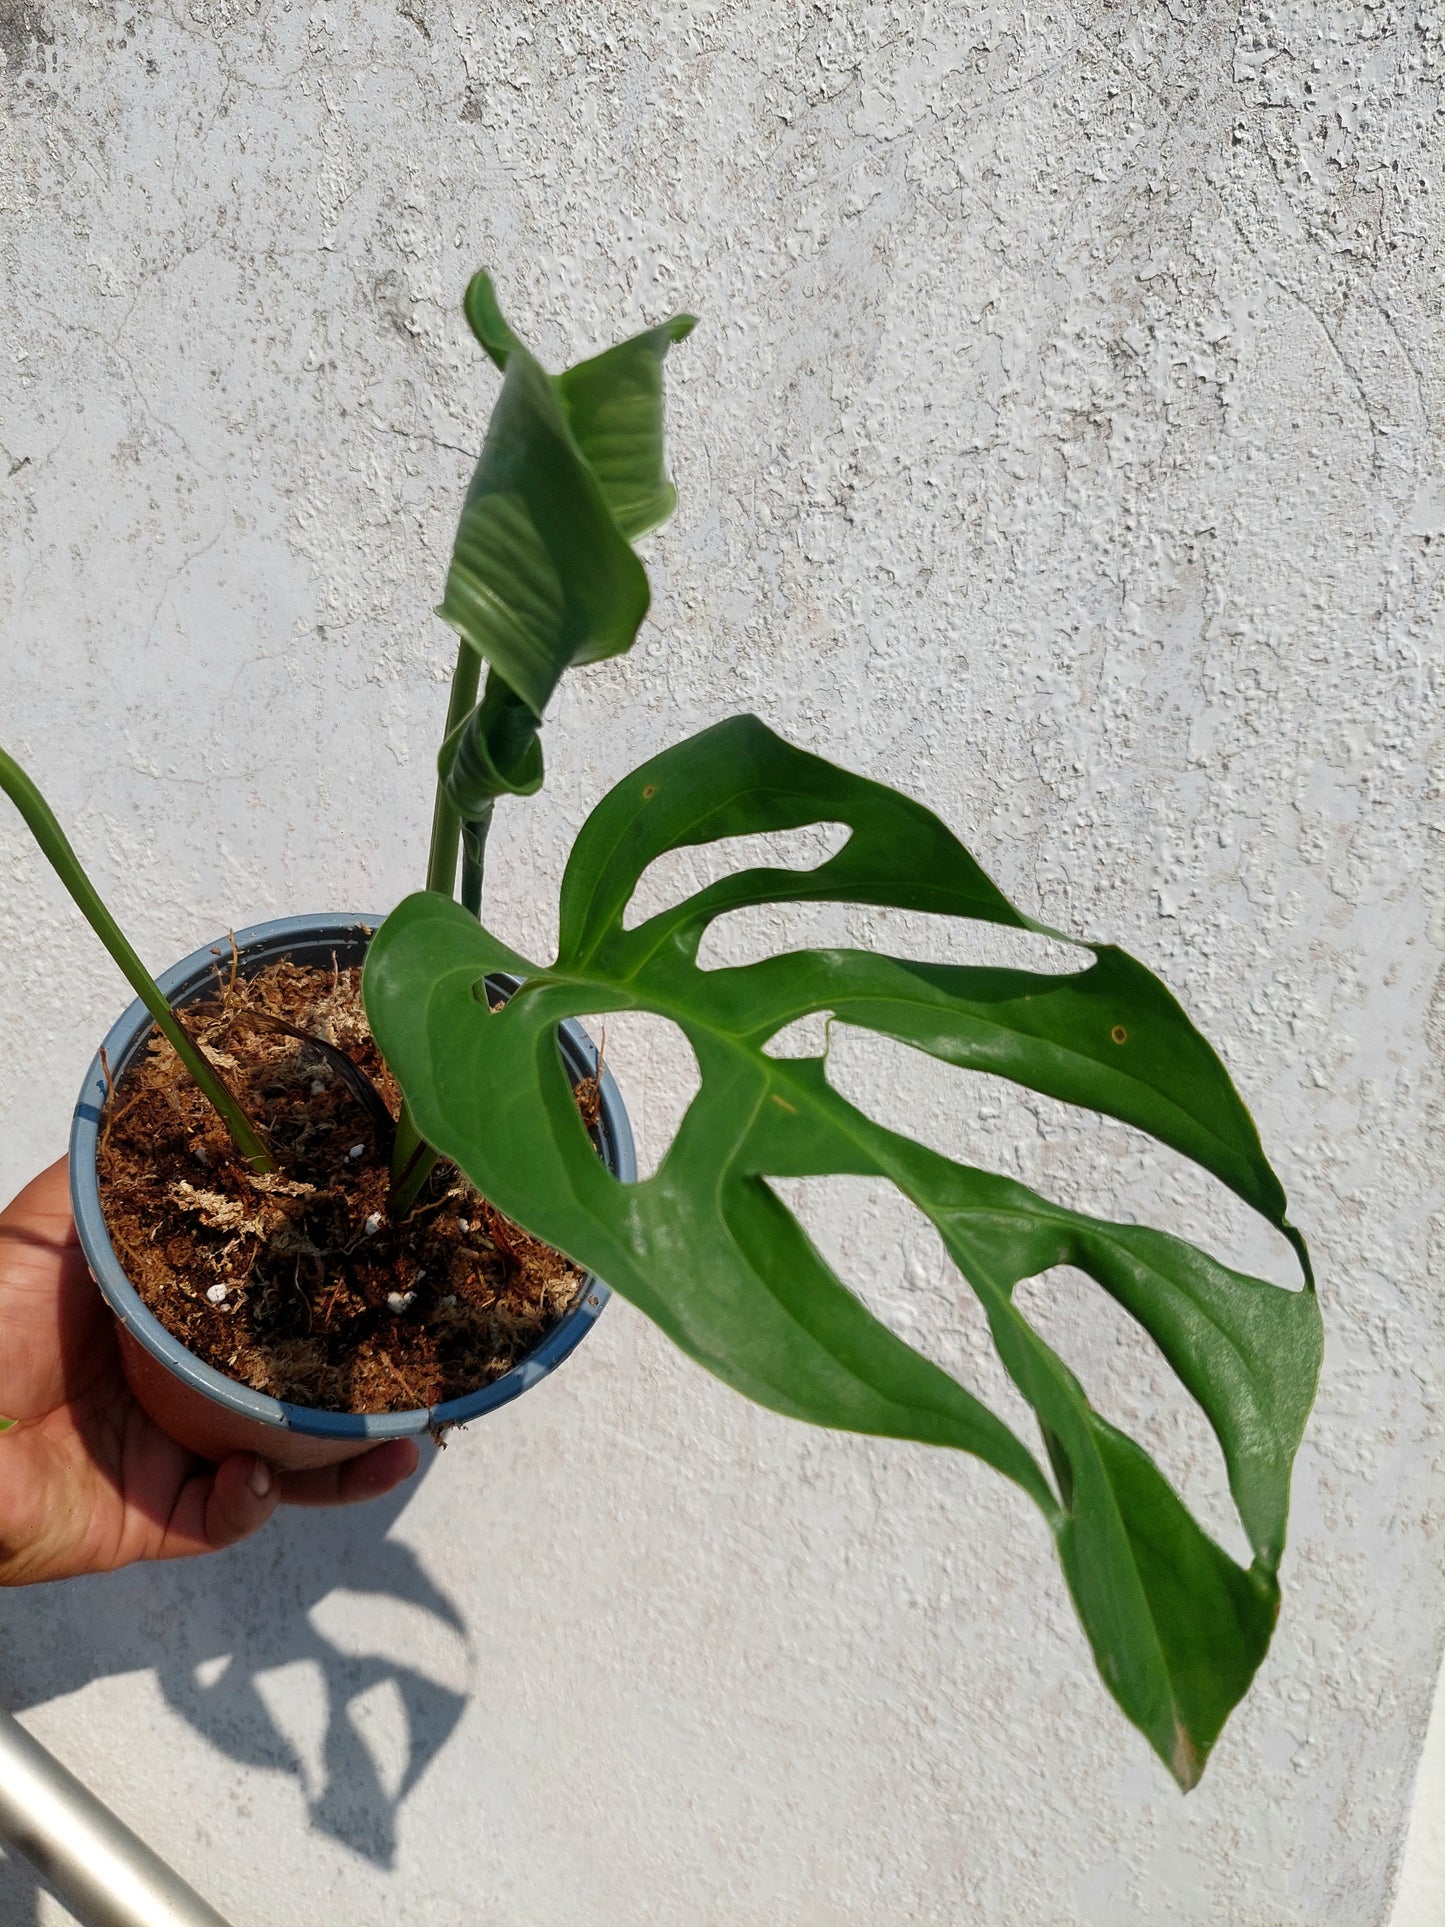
[0,6,1438,1926]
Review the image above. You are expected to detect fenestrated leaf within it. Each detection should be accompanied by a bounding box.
[365,714,1320,1786]
[435,272,692,828]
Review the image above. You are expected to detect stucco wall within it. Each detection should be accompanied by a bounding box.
[1,3,1441,1922]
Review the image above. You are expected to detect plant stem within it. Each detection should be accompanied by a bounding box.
[423,639,481,897]
[459,806,492,918]
[387,1128,436,1220]
[0,748,276,1176]
[392,647,536,1215]
[391,639,488,1214]
[388,1097,432,1207]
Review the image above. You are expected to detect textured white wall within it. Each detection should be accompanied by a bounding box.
[1,4,1440,1923]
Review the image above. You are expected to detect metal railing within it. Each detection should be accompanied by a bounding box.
[0,1706,235,1926]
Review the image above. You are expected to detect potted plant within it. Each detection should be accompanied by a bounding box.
[0,271,1320,1789]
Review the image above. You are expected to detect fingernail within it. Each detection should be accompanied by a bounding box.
[247,1457,273,1500]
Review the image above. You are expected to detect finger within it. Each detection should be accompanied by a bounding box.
[151,1452,282,1559]
[275,1437,420,1508]
[0,1158,79,1248]
[203,1453,284,1548]
[0,1158,108,1419]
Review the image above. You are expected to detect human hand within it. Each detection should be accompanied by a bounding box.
[0,1158,419,1585]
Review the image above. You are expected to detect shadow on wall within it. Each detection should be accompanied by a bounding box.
[0,1454,471,1924]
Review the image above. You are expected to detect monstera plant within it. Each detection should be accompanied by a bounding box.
[365,275,1321,1788]
[0,269,1319,1785]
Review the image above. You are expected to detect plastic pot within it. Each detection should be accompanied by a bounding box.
[69,912,633,1470]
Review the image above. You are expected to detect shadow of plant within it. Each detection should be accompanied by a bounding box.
[0,1454,471,1922]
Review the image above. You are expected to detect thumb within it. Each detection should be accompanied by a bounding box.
[201,1453,282,1551]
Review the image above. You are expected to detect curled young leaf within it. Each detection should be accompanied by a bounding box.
[365,715,1320,1788]
[436,274,694,833]
[438,676,545,816]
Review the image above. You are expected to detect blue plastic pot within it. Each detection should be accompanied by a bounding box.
[69,912,632,1468]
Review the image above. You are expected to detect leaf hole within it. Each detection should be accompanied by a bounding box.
[764,1174,1025,1423]
[621,821,851,932]
[1013,1267,1251,1567]
[696,902,1083,975]
[572,1009,701,1181]
[820,1027,1304,1291]
[762,1010,835,1060]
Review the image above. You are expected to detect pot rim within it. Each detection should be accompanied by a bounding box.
[69,911,632,1441]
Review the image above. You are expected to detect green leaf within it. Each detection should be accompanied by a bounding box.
[437,343,648,717]
[438,674,545,815]
[435,275,689,840]
[464,270,697,541]
[435,274,693,832]
[554,314,698,541]
[365,715,1320,1787]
